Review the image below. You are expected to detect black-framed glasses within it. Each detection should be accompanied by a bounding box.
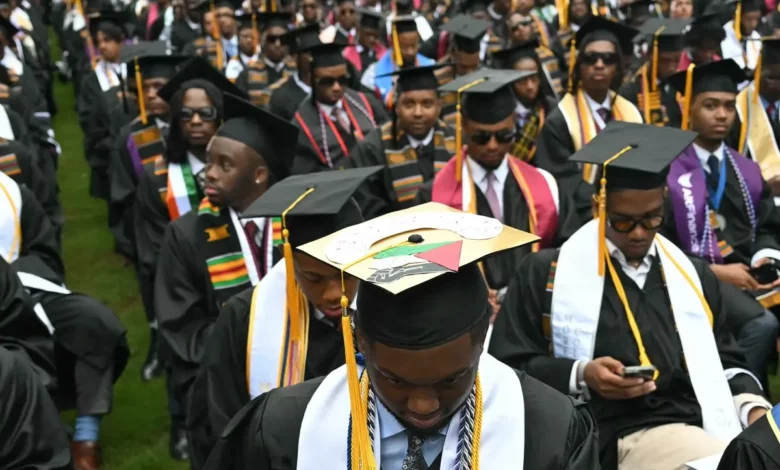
[470,128,517,145]
[179,106,218,122]
[315,75,350,87]
[266,34,283,44]
[580,51,619,65]
[607,214,665,233]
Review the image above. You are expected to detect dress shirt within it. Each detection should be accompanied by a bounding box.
[515,101,531,127]
[154,118,168,131]
[407,128,433,148]
[692,141,726,173]
[222,35,239,57]
[377,398,448,469]
[466,155,509,219]
[760,95,780,122]
[318,100,347,126]
[187,152,206,176]
[293,72,312,95]
[263,56,285,73]
[239,216,266,247]
[583,91,612,130]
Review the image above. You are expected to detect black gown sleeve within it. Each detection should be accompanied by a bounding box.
[718,414,780,470]
[551,177,582,247]
[18,185,63,279]
[754,179,780,254]
[20,69,52,136]
[108,124,137,261]
[9,142,58,227]
[488,249,577,394]
[76,73,100,133]
[365,93,389,125]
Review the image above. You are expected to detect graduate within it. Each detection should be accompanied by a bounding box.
[204,202,599,470]
[491,38,557,162]
[421,69,580,309]
[342,9,385,75]
[553,0,593,65]
[291,41,387,174]
[349,65,456,215]
[619,18,688,128]
[0,170,129,469]
[730,38,780,201]
[534,16,642,224]
[489,121,771,470]
[360,16,435,103]
[267,23,319,121]
[663,59,780,388]
[155,93,296,460]
[503,11,566,99]
[188,167,378,467]
[223,12,263,81]
[233,12,297,105]
[184,0,231,70]
[721,0,763,72]
[678,11,725,70]
[718,403,780,469]
[332,0,357,45]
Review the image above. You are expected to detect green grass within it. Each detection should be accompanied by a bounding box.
[52,52,188,470]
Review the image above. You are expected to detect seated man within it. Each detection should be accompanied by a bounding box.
[489,122,771,470]
[205,203,598,469]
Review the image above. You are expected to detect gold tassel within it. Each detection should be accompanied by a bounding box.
[271,0,277,12]
[454,78,488,182]
[681,63,695,130]
[735,0,742,41]
[597,146,634,277]
[754,42,763,105]
[650,25,664,92]
[392,23,403,67]
[568,38,576,94]
[556,0,568,29]
[135,58,147,125]
[252,12,258,53]
[210,1,224,70]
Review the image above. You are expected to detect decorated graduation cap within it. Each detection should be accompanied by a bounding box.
[157,56,248,103]
[569,121,697,275]
[491,38,540,69]
[297,202,538,468]
[304,41,347,68]
[440,15,489,54]
[216,93,299,180]
[281,22,321,53]
[381,64,446,93]
[439,69,535,181]
[666,59,747,130]
[358,9,382,30]
[241,167,381,385]
[120,41,186,124]
[390,15,418,67]
[734,0,763,41]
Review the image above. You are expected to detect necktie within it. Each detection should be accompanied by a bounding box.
[402,432,427,470]
[596,107,610,125]
[516,111,529,128]
[243,220,263,275]
[332,107,351,133]
[195,168,207,192]
[484,171,502,222]
[768,102,778,122]
[224,40,236,58]
[707,154,720,190]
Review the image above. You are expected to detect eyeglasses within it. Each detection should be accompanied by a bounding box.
[266,34,283,44]
[179,106,218,121]
[470,128,517,145]
[580,51,619,65]
[607,214,665,233]
[315,75,350,87]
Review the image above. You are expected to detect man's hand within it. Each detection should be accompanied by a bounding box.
[710,263,760,290]
[748,407,768,426]
[583,357,656,400]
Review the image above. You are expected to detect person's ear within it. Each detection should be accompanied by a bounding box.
[254,165,269,185]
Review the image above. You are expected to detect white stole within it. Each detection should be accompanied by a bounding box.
[94,60,125,92]
[296,354,525,469]
[0,105,15,141]
[551,220,742,442]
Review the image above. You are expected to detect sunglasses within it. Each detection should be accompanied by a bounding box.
[266,34,283,43]
[510,20,533,31]
[580,51,619,65]
[179,106,218,122]
[315,75,350,87]
[607,215,664,233]
[470,128,516,145]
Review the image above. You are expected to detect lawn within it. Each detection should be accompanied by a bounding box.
[52,53,188,470]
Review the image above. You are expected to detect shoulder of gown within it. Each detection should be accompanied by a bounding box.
[718,414,780,470]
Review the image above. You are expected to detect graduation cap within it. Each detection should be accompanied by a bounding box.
[297,202,537,467]
[568,121,697,275]
[379,64,446,93]
[87,9,128,39]
[459,0,489,14]
[121,41,187,124]
[666,59,747,129]
[574,15,638,56]
[684,13,726,46]
[281,22,321,53]
[358,8,383,30]
[635,18,689,51]
[156,56,247,103]
[390,15,418,66]
[254,11,293,30]
[734,0,763,40]
[439,69,536,181]
[395,0,414,13]
[303,41,347,68]
[440,15,489,54]
[622,0,659,21]
[491,38,540,69]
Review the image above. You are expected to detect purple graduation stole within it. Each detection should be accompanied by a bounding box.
[667,145,763,263]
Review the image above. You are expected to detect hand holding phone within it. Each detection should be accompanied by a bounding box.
[621,365,657,381]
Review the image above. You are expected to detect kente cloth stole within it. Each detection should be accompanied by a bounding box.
[127,118,165,177]
[512,106,545,162]
[637,63,667,126]
[736,84,780,182]
[247,63,272,107]
[0,147,20,177]
[381,121,455,207]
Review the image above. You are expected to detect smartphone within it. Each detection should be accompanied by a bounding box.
[750,263,779,285]
[622,365,657,380]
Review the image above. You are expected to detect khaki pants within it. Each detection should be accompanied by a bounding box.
[617,423,727,470]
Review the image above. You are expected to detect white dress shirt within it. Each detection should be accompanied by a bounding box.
[692,141,726,174]
[377,399,448,469]
[407,128,433,148]
[515,101,531,126]
[240,216,266,247]
[187,152,205,176]
[293,72,312,95]
[466,155,509,220]
[583,91,612,130]
[263,56,286,73]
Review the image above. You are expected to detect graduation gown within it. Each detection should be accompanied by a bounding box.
[187,287,345,469]
[84,85,127,200]
[618,69,682,128]
[488,248,765,469]
[170,19,200,53]
[718,410,780,470]
[267,75,309,121]
[291,90,388,175]
[235,57,296,107]
[203,369,598,470]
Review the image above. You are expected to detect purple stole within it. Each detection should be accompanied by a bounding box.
[128,137,143,177]
[667,145,763,263]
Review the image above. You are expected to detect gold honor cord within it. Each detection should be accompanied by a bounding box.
[568,38,576,94]
[210,2,225,70]
[454,77,489,182]
[680,63,695,130]
[135,57,148,125]
[650,25,665,93]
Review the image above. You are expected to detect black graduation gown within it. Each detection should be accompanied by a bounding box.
[203,369,599,470]
[170,20,201,53]
[0,346,72,470]
[488,248,765,469]
[267,76,308,122]
[416,166,581,290]
[16,64,54,142]
[187,287,345,469]
[618,76,682,129]
[235,58,296,106]
[661,158,780,330]
[718,412,780,470]
[84,85,127,200]
[727,111,780,159]
[290,90,389,175]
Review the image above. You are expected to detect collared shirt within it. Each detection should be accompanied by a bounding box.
[239,216,266,246]
[515,101,531,126]
[154,118,168,131]
[293,72,312,95]
[187,152,206,176]
[222,35,239,57]
[318,100,344,118]
[407,128,434,148]
[377,399,448,469]
[466,155,509,219]
[263,56,285,73]
[692,141,726,173]
[583,91,611,130]
[760,95,780,122]
[606,238,656,289]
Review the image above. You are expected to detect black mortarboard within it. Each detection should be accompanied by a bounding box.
[441,16,489,54]
[255,11,293,30]
[635,18,689,51]
[568,121,697,275]
[740,0,763,12]
[358,9,382,30]
[395,0,414,12]
[87,10,127,39]
[763,38,780,65]
[459,0,489,14]
[623,0,658,19]
[491,38,540,69]
[215,93,299,180]
[281,23,320,53]
[304,41,346,68]
[440,68,534,124]
[575,15,638,55]
[684,13,726,46]
[667,58,747,96]
[335,0,356,5]
[120,41,185,78]
[157,56,247,102]
[0,15,18,38]
[392,15,418,34]
[380,64,446,92]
